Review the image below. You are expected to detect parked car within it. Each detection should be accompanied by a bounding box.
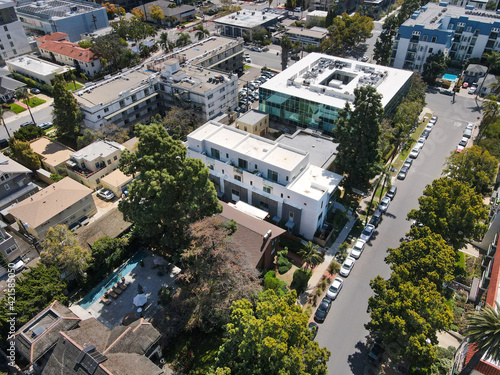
[361,55,369,62]
[466,122,474,131]
[421,129,431,139]
[379,196,391,213]
[20,121,35,128]
[360,224,375,242]
[97,188,115,201]
[463,128,472,139]
[340,256,356,277]
[403,158,413,169]
[350,239,366,259]
[11,257,26,273]
[462,82,469,88]
[38,122,53,130]
[424,123,433,133]
[409,147,420,159]
[30,88,40,94]
[456,137,468,152]
[416,136,426,148]
[369,209,383,228]
[468,87,476,94]
[386,186,397,200]
[326,277,344,299]
[314,297,332,322]
[308,322,319,340]
[397,166,409,180]
[0,139,8,149]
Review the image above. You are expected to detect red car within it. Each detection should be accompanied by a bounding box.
[462,82,469,88]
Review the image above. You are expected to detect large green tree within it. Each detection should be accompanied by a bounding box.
[0,264,67,342]
[118,122,221,251]
[443,145,498,194]
[8,138,41,170]
[366,276,452,371]
[212,290,330,375]
[334,85,383,188]
[52,78,81,140]
[322,12,373,55]
[42,224,91,281]
[407,178,488,250]
[458,302,500,375]
[179,216,261,331]
[422,51,450,83]
[90,33,140,72]
[14,124,43,142]
[373,14,399,66]
[386,227,456,292]
[280,35,293,71]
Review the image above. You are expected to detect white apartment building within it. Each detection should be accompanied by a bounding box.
[74,67,161,130]
[186,121,343,240]
[0,0,31,62]
[65,140,125,189]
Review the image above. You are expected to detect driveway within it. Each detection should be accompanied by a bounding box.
[316,91,481,375]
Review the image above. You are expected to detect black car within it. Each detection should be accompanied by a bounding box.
[367,338,385,364]
[0,139,8,149]
[421,129,430,138]
[314,297,332,323]
[369,209,383,228]
[20,121,35,128]
[397,166,409,180]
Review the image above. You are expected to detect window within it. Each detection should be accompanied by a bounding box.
[255,164,258,169]
[318,212,323,221]
[286,176,289,181]
[107,159,111,165]
[289,212,294,219]
[220,87,225,93]
[211,148,220,159]
[234,175,241,181]
[431,36,437,43]
[114,155,118,160]
[231,189,240,197]
[119,100,125,107]
[96,178,100,184]
[238,158,248,169]
[422,35,428,42]
[267,169,278,182]
[429,48,433,53]
[208,103,214,108]
[5,244,17,255]
[3,183,9,191]
[104,107,109,113]
[244,126,247,131]
[208,94,213,100]
[467,26,472,32]
[263,186,272,194]
[95,162,100,168]
[260,201,269,210]
[209,110,214,116]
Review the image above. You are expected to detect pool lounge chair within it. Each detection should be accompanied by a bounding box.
[118,281,128,290]
[107,290,118,299]
[112,285,123,295]
[100,295,111,305]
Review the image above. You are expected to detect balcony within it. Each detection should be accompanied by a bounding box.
[66,160,106,179]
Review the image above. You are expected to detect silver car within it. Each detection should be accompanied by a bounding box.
[340,256,356,277]
[326,277,344,299]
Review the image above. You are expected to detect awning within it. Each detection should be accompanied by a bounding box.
[104,93,158,120]
[272,216,281,224]
[285,220,295,229]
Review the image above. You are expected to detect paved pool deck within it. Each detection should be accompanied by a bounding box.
[84,254,180,329]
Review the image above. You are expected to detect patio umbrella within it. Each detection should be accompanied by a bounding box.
[122,311,140,326]
[133,293,147,307]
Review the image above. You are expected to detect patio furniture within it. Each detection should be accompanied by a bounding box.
[100,296,111,305]
[112,285,123,295]
[118,281,128,290]
[107,290,118,299]
[121,276,130,286]
[133,293,147,307]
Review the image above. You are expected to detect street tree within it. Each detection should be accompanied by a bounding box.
[158,32,174,52]
[0,106,12,138]
[148,4,165,23]
[458,302,500,375]
[42,224,91,281]
[162,107,199,140]
[91,33,139,72]
[422,50,450,83]
[386,227,456,291]
[212,290,330,375]
[14,124,43,142]
[373,14,399,66]
[179,216,261,331]
[443,145,498,193]
[0,264,67,342]
[15,88,36,125]
[334,85,383,188]
[8,138,40,170]
[195,24,210,41]
[407,177,488,250]
[280,35,293,71]
[118,123,221,251]
[176,32,192,47]
[298,241,323,270]
[323,12,373,55]
[52,78,81,140]
[478,99,500,140]
[366,275,452,371]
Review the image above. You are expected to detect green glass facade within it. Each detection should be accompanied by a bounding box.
[258,88,340,133]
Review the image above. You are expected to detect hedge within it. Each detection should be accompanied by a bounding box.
[10,72,53,96]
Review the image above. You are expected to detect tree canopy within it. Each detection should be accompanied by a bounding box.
[334,85,383,188]
[90,33,140,73]
[13,124,43,142]
[118,123,221,251]
[373,14,399,66]
[42,224,91,281]
[407,178,488,249]
[52,78,81,140]
[321,12,373,55]
[422,51,450,83]
[162,107,199,140]
[212,290,330,375]
[8,138,41,170]
[443,145,498,194]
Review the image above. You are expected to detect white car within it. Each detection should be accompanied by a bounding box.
[409,147,420,159]
[11,258,26,273]
[456,137,468,153]
[379,196,391,213]
[428,116,438,124]
[97,188,115,201]
[466,122,474,131]
[350,239,366,259]
[424,123,433,132]
[326,277,344,299]
[416,137,426,148]
[340,256,356,277]
[468,87,476,94]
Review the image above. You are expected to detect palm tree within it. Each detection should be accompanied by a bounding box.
[458,302,500,375]
[478,98,499,140]
[489,76,500,95]
[158,32,174,53]
[0,106,11,139]
[298,241,323,270]
[476,51,500,108]
[176,32,192,48]
[15,88,36,125]
[195,24,210,41]
[280,35,292,71]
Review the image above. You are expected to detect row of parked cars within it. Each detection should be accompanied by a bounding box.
[457,122,473,153]
[236,71,276,112]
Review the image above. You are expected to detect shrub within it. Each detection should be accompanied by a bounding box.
[327,261,340,275]
[291,268,312,294]
[276,248,292,274]
[263,270,288,295]
[278,264,292,274]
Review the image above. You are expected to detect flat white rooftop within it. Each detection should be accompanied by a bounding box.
[7,56,71,76]
[71,140,124,160]
[260,53,413,109]
[289,164,342,200]
[215,10,280,28]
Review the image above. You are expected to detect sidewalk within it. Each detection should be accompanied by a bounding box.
[3,93,53,125]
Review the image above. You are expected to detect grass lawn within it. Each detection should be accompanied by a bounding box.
[66,81,83,91]
[457,251,466,269]
[10,103,26,114]
[244,64,251,69]
[22,96,46,108]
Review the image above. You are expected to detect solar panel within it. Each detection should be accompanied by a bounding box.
[75,345,107,375]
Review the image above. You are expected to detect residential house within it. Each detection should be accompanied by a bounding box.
[0,0,31,63]
[477,74,497,96]
[464,64,487,84]
[100,169,132,197]
[186,121,344,240]
[0,221,33,276]
[65,140,125,189]
[219,201,285,270]
[235,109,269,136]
[0,69,26,102]
[35,32,102,77]
[9,177,97,241]
[42,316,163,374]
[30,137,75,175]
[0,154,39,211]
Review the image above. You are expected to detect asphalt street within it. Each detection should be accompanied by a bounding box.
[316,91,482,375]
[1,105,54,140]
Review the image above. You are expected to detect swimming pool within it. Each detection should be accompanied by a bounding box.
[442,73,458,81]
[79,251,147,310]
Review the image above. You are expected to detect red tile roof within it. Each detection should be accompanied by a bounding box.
[35,32,69,43]
[38,40,98,63]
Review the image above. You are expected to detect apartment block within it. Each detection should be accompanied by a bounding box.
[0,0,31,62]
